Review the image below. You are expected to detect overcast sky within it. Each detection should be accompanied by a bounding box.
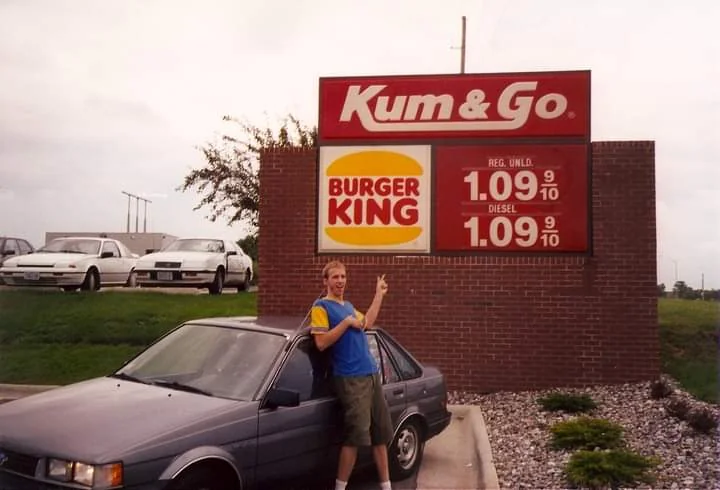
[0,0,717,288]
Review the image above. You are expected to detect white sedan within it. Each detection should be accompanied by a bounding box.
[135,238,254,294]
[0,236,139,292]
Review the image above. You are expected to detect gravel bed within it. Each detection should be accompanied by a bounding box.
[449,376,719,489]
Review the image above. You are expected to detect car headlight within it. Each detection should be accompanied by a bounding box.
[47,458,123,488]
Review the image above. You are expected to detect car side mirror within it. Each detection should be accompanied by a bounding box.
[101,252,114,259]
[265,387,300,408]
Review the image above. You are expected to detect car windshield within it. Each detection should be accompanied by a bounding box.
[114,324,287,400]
[38,238,101,255]
[163,239,224,253]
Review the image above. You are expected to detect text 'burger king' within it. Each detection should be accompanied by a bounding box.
[319,147,431,250]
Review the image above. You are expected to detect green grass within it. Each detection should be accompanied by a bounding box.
[0,289,257,384]
[659,299,719,403]
[0,291,717,404]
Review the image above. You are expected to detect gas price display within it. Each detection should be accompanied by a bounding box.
[433,144,589,253]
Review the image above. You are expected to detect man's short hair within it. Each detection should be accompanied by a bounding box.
[322,260,346,279]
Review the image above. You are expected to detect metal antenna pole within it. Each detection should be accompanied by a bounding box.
[461,16,467,74]
[122,191,132,232]
[140,196,152,232]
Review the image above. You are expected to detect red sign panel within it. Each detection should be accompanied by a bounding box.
[433,144,589,253]
[319,71,590,142]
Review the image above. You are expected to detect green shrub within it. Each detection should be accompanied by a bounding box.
[650,378,673,399]
[550,417,624,451]
[565,449,659,489]
[665,398,691,420]
[538,392,597,413]
[686,407,718,434]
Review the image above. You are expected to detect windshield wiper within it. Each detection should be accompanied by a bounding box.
[150,380,213,397]
[110,372,149,384]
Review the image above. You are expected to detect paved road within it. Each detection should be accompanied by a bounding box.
[264,466,417,490]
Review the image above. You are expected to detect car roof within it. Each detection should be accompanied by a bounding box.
[183,315,309,337]
[50,236,105,240]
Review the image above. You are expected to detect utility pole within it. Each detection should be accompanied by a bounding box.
[122,192,131,232]
[460,16,467,74]
[121,191,152,233]
[451,16,467,73]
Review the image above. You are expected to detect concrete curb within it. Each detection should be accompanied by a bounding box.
[448,404,499,490]
[467,406,499,490]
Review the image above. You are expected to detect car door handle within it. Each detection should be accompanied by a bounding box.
[392,388,404,396]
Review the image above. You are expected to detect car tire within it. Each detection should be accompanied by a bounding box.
[126,270,138,288]
[208,268,224,295]
[237,269,251,292]
[80,269,100,292]
[389,418,425,481]
[167,467,232,490]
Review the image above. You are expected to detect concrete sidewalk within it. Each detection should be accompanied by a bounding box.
[0,385,499,489]
[417,405,498,489]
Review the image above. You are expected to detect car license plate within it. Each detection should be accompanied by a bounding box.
[157,271,173,281]
[23,271,40,281]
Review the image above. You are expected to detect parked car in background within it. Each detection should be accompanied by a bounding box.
[0,315,451,489]
[0,236,35,284]
[0,236,139,291]
[135,238,253,294]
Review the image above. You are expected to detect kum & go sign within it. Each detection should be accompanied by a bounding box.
[316,70,591,254]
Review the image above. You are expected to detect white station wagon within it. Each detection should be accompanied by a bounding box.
[135,238,254,294]
[0,236,138,291]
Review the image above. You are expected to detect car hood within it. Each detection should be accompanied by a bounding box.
[138,251,219,264]
[0,377,250,463]
[2,252,92,267]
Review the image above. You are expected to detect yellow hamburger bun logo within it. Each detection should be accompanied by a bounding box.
[324,150,424,246]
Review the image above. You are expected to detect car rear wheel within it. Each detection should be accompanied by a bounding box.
[126,270,137,288]
[237,269,251,292]
[389,418,425,480]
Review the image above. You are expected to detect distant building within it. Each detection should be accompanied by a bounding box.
[44,232,177,256]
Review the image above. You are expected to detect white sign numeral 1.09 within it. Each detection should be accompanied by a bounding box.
[464,170,559,201]
[464,216,561,248]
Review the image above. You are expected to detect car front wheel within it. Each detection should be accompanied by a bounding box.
[389,418,425,480]
[167,466,237,490]
[208,269,224,295]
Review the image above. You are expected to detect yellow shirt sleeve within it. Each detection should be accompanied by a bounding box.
[354,309,366,328]
[310,305,329,334]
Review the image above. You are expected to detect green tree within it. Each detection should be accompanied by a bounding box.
[178,114,317,235]
[237,234,257,262]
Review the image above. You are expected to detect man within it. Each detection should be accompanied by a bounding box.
[310,260,393,490]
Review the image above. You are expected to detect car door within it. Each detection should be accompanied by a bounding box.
[324,333,406,470]
[255,337,338,486]
[368,333,406,423]
[1,239,19,265]
[224,241,245,285]
[98,241,125,284]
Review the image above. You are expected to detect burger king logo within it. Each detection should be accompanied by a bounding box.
[318,145,431,252]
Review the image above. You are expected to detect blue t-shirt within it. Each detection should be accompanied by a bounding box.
[309,298,378,377]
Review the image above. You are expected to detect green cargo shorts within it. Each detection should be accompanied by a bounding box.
[334,373,394,447]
